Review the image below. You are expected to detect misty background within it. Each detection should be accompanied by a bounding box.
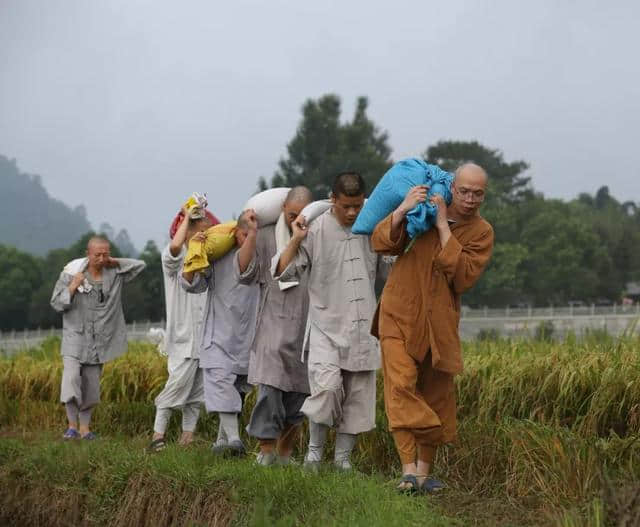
[1,0,638,248]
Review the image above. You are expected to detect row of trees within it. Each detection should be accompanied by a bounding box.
[261,94,640,308]
[1,93,639,330]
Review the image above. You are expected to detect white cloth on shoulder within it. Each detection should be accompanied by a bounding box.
[275,212,298,291]
[63,257,92,292]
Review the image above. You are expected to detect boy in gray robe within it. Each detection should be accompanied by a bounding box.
[50,237,146,440]
[238,187,313,466]
[274,173,390,470]
[148,205,211,452]
[181,210,260,456]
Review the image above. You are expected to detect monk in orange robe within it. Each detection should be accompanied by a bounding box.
[371,163,494,493]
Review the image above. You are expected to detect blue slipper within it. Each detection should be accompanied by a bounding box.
[396,474,420,494]
[81,432,97,441]
[420,476,446,494]
[63,428,80,440]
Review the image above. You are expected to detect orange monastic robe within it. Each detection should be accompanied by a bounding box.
[371,212,493,464]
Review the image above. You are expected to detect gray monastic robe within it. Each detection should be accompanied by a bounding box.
[50,258,146,364]
[241,224,310,394]
[274,208,389,372]
[181,248,260,375]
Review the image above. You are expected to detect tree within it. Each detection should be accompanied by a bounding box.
[271,95,393,198]
[122,241,164,322]
[463,243,529,307]
[0,245,42,330]
[518,202,612,304]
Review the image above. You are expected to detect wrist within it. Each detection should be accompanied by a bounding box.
[396,205,409,217]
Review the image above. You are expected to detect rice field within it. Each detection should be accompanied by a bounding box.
[1,335,639,526]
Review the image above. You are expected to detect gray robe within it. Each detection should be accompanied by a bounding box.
[274,209,390,372]
[50,258,146,364]
[181,248,260,375]
[241,224,310,394]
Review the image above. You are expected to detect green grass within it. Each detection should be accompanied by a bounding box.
[2,335,640,526]
[0,435,453,527]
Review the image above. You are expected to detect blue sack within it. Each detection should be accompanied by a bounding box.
[352,158,453,239]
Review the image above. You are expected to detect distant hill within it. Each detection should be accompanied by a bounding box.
[0,154,92,255]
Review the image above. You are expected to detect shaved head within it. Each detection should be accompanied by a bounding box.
[283,186,313,229]
[451,163,488,219]
[285,186,313,205]
[87,236,110,250]
[455,163,488,185]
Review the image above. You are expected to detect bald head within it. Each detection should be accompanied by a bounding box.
[285,186,313,205]
[87,236,110,250]
[454,163,488,186]
[283,186,313,229]
[451,163,488,219]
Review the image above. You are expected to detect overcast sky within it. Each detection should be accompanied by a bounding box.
[1,1,638,247]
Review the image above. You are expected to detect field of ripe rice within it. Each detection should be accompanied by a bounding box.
[1,335,639,526]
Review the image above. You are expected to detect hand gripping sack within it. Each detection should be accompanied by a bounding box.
[351,158,453,239]
[169,209,220,239]
[183,221,238,274]
[243,188,291,227]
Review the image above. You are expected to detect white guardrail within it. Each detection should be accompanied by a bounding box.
[1,304,640,355]
[0,321,164,355]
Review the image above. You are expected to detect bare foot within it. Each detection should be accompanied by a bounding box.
[178,431,194,446]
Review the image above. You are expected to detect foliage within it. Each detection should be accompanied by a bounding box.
[4,95,640,325]
[264,97,640,307]
[270,95,392,199]
[122,241,165,323]
[0,245,42,330]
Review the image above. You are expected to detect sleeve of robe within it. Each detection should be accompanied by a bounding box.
[370,213,410,256]
[434,224,494,294]
[271,230,314,282]
[161,245,184,278]
[235,248,258,284]
[180,267,212,294]
[237,234,263,286]
[50,272,73,313]
[114,258,147,283]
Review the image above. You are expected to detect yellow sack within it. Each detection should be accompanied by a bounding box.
[183,221,237,274]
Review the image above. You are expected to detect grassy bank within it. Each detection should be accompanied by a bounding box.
[0,435,457,527]
[1,336,640,526]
